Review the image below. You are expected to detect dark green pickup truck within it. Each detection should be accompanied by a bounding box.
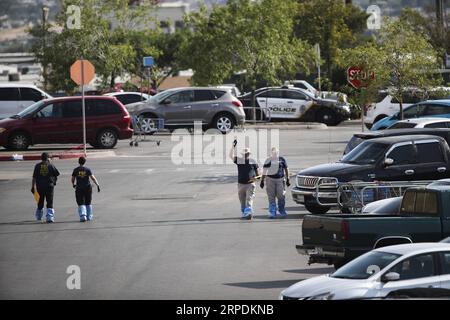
[297,184,450,269]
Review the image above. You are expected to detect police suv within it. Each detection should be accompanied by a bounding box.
[238,86,351,126]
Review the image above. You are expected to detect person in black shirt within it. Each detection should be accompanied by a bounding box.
[71,157,100,222]
[229,140,260,219]
[31,152,60,223]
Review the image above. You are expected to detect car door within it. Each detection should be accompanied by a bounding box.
[439,252,450,289]
[379,253,441,297]
[412,139,450,180]
[264,89,290,119]
[32,102,64,143]
[59,100,83,143]
[19,87,45,111]
[191,89,217,126]
[283,90,313,120]
[0,87,19,119]
[160,90,194,127]
[375,142,417,181]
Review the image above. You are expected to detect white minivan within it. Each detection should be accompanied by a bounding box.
[0,84,52,119]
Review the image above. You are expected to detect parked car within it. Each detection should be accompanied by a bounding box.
[297,184,450,268]
[132,87,245,134]
[360,196,402,215]
[0,96,133,150]
[343,128,450,155]
[286,80,348,103]
[364,91,418,129]
[103,92,151,106]
[238,86,351,126]
[292,135,450,214]
[387,117,450,129]
[281,242,450,300]
[371,100,450,130]
[0,83,52,119]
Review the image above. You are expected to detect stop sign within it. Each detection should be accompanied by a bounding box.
[70,59,95,86]
[347,66,375,89]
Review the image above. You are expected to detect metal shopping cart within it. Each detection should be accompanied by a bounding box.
[129,115,164,147]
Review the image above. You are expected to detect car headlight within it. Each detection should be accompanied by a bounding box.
[320,178,337,185]
[309,292,335,300]
[0,127,6,134]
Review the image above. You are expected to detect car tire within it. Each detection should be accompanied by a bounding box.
[96,129,118,149]
[139,114,158,135]
[213,113,235,133]
[304,202,330,214]
[8,132,30,151]
[316,109,338,126]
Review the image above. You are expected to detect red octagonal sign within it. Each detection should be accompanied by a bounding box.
[347,66,375,89]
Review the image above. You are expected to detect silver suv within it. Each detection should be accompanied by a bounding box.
[131,87,246,133]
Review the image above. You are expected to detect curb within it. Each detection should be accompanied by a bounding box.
[0,151,115,161]
[245,122,327,130]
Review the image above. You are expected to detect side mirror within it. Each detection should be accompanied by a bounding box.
[384,158,394,166]
[162,99,171,105]
[381,272,400,283]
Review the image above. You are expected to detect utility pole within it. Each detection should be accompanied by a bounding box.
[42,5,49,91]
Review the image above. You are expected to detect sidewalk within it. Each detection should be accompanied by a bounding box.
[0,149,115,161]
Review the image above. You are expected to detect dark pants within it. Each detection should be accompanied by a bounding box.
[76,186,92,206]
[37,186,54,210]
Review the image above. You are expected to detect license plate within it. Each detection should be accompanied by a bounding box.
[296,194,304,202]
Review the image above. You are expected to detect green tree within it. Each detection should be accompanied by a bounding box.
[180,0,314,89]
[338,19,442,119]
[29,0,159,93]
[294,0,368,86]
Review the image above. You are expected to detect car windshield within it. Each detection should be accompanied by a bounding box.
[340,141,386,165]
[16,100,46,118]
[343,135,364,154]
[331,251,401,279]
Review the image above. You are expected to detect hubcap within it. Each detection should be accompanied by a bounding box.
[100,131,115,147]
[140,117,156,133]
[13,135,27,149]
[217,117,232,132]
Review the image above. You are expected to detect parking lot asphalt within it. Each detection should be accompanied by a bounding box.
[0,124,359,299]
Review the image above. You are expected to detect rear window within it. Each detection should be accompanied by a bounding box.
[63,100,82,118]
[0,87,19,101]
[211,90,226,99]
[375,91,388,103]
[400,190,439,216]
[87,99,122,116]
[424,104,450,116]
[20,88,43,102]
[194,90,215,102]
[415,141,445,163]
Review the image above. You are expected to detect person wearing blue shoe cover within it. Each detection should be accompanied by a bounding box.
[260,147,290,218]
[71,156,100,222]
[31,152,60,223]
[229,139,261,220]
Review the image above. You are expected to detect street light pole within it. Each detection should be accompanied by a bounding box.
[42,5,49,91]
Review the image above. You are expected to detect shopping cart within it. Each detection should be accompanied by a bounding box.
[129,115,163,147]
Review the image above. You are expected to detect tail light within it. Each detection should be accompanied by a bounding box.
[341,220,349,240]
[232,100,242,107]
